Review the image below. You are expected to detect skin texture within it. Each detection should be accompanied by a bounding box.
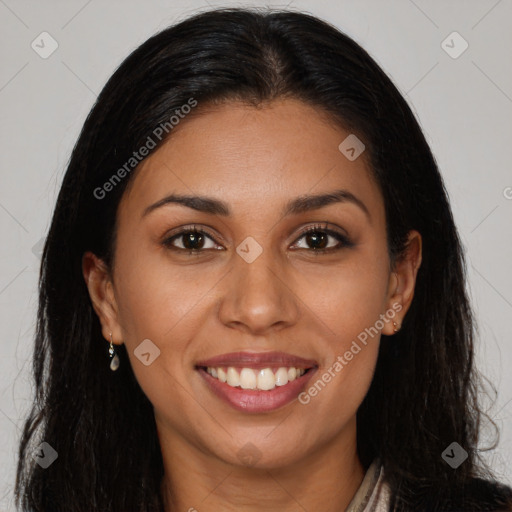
[83,98,422,512]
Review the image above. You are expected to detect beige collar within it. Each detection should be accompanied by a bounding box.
[346,459,389,512]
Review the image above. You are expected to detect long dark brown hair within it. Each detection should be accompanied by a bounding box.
[15,7,512,511]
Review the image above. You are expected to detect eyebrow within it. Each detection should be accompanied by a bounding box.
[141,188,371,221]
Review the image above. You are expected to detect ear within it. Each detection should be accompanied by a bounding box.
[82,251,124,346]
[382,230,422,335]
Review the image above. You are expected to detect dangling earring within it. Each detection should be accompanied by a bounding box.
[109,332,120,371]
[393,321,401,333]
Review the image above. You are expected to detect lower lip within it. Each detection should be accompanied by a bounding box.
[197,367,317,413]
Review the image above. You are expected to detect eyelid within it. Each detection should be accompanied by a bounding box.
[294,221,348,239]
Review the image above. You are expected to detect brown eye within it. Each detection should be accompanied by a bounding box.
[303,231,329,250]
[292,225,354,254]
[180,231,206,250]
[163,228,220,252]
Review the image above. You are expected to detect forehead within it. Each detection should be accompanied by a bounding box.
[119,98,384,223]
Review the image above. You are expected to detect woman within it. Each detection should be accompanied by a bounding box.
[15,7,512,511]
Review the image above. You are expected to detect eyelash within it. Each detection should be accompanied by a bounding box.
[162,222,353,256]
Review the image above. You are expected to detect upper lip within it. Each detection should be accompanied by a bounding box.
[196,351,318,369]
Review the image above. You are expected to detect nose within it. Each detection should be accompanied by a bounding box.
[217,244,301,335]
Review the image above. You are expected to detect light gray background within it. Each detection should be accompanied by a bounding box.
[1,0,511,509]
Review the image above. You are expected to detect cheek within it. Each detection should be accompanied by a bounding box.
[111,258,202,426]
[113,237,215,342]
[295,251,387,407]
[300,253,389,341]
[110,250,200,396]
[299,300,382,431]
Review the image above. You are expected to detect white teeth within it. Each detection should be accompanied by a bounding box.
[205,366,307,390]
[239,368,257,389]
[274,367,289,386]
[226,367,240,387]
[257,368,275,390]
[217,367,227,382]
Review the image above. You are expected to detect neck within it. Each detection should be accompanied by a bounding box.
[159,417,365,512]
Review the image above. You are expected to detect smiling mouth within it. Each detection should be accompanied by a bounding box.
[196,365,314,391]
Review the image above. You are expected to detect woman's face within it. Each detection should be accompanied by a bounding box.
[84,98,420,470]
